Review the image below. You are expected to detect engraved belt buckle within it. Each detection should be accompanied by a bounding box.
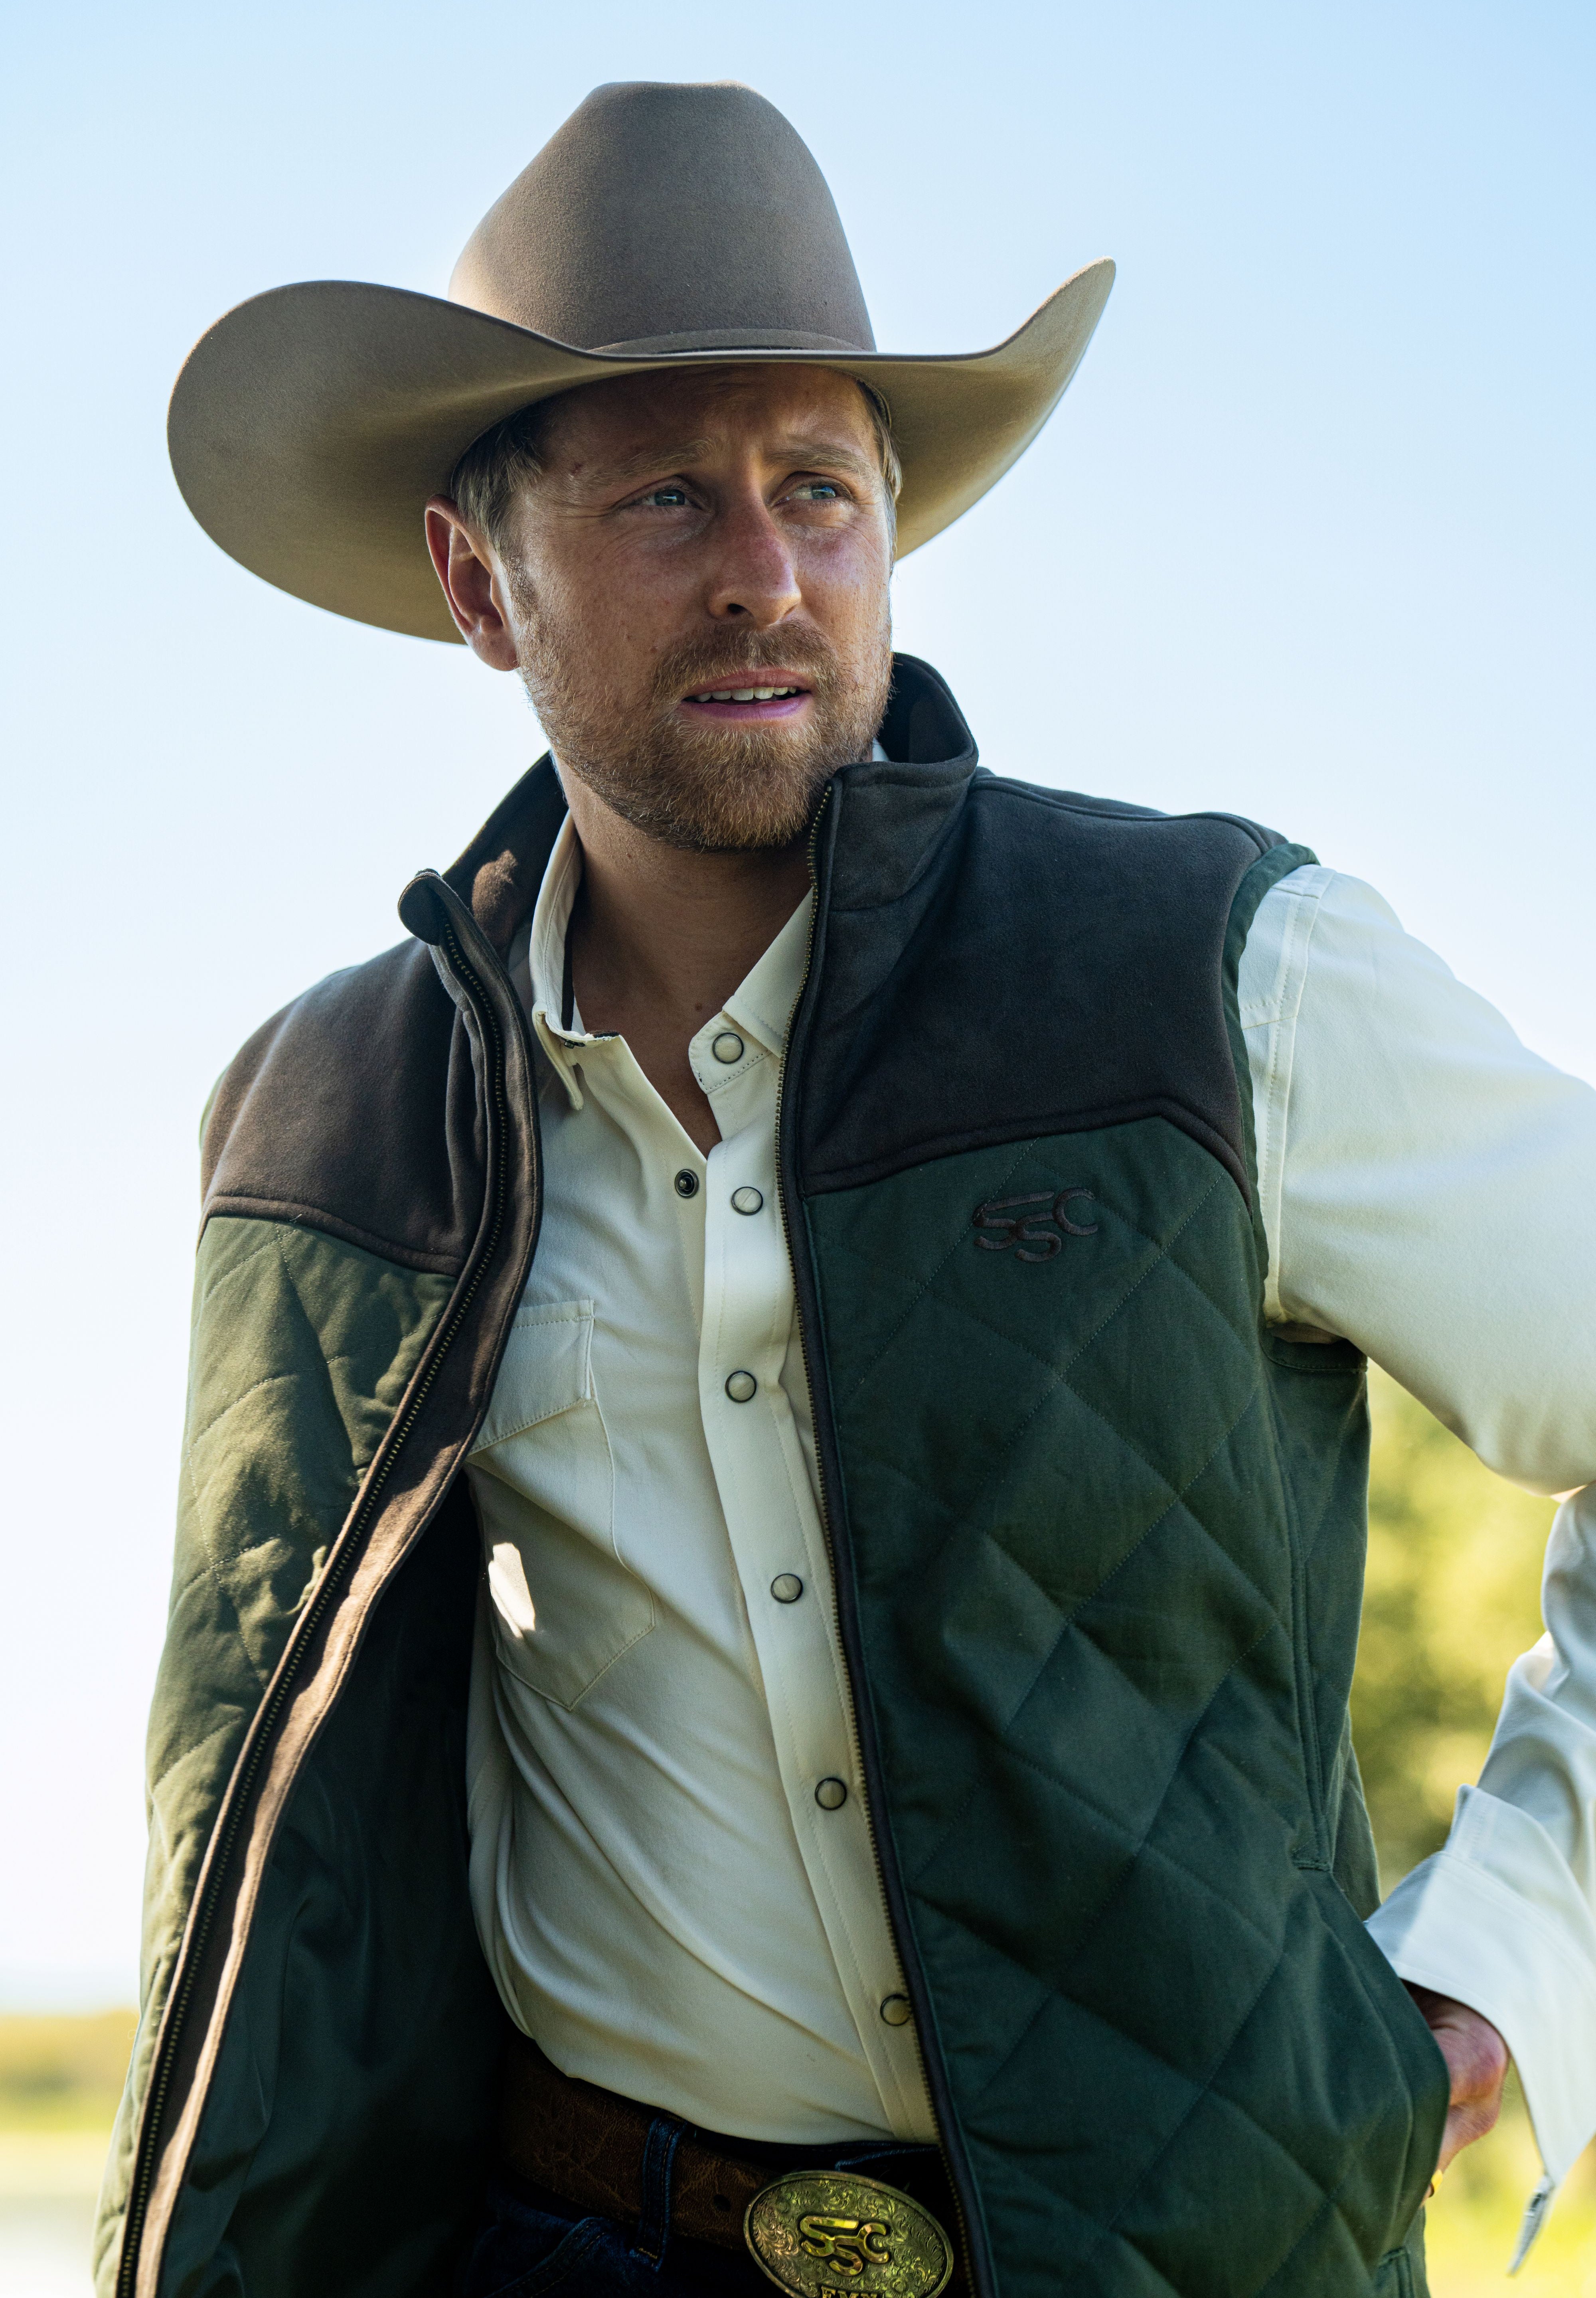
[744,2168,954,2298]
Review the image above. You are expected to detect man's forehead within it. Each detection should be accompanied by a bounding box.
[539,363,874,473]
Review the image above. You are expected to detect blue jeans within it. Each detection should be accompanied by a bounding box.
[457,2126,948,2298]
[457,2174,766,2296]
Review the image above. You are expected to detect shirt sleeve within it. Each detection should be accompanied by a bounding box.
[1238,866,1596,2192]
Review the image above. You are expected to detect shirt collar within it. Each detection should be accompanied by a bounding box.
[519,812,814,1111]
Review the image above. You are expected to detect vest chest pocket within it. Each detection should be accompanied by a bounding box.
[467,1299,655,1710]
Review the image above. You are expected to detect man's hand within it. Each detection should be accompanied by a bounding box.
[1405,1984,1509,2173]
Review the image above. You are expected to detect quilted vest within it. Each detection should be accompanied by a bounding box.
[781,667,1448,2295]
[98,657,1446,2298]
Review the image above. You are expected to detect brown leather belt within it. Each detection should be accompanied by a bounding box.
[498,2030,964,2283]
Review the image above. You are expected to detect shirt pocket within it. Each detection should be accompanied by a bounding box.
[468,1299,655,1710]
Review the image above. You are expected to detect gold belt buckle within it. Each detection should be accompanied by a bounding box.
[744,2168,954,2298]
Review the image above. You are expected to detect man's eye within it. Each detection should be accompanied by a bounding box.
[640,485,691,508]
[790,480,843,503]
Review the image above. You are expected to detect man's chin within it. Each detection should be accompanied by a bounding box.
[610,774,829,856]
[557,715,859,853]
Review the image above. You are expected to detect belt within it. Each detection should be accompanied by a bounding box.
[499,2031,961,2296]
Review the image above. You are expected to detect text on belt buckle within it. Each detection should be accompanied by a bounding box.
[744,2169,954,2298]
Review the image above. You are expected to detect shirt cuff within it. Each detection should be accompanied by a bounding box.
[1367,1782,1596,2183]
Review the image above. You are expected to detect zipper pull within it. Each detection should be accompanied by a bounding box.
[1507,2173,1556,2274]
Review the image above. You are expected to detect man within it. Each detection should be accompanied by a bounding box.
[97,79,1596,2298]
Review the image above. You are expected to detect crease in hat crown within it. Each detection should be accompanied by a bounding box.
[166,75,1115,640]
[446,81,879,357]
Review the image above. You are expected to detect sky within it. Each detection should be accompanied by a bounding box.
[0,0,1591,2007]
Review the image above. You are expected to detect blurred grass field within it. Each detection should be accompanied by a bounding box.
[0,2010,135,2297]
[3,1368,1591,2290]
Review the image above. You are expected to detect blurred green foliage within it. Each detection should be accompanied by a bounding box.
[1351,1369,1596,2290]
[1353,1366,1557,1891]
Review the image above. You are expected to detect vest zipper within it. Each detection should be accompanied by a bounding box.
[116,908,518,2298]
[773,786,990,2298]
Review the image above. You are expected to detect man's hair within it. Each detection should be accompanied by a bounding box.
[448,377,903,548]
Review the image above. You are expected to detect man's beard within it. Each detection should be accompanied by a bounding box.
[513,610,893,853]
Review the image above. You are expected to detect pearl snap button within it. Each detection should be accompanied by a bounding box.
[731,1186,764,1215]
[815,1777,848,1810]
[770,1574,804,1603]
[711,1031,745,1064]
[724,1370,758,1403]
[879,1994,913,2027]
[674,1170,699,1198]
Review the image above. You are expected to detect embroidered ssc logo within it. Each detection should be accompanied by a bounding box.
[973,1188,1098,1262]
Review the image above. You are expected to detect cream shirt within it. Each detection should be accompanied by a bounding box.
[465,826,1596,2241]
[466,817,930,2144]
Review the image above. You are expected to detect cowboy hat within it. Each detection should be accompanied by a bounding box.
[168,80,1114,644]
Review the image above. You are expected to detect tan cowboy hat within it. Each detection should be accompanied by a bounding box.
[168,80,1114,644]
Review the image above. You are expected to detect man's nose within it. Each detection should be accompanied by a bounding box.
[704,492,802,626]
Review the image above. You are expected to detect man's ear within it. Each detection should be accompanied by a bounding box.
[423,498,520,671]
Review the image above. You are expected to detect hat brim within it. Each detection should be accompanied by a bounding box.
[168,260,1114,642]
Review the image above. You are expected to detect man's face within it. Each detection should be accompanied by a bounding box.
[490,365,895,851]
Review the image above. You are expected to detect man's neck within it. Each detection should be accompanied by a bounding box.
[560,773,812,1154]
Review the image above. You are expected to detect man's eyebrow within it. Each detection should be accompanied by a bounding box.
[583,433,879,489]
[587,439,712,486]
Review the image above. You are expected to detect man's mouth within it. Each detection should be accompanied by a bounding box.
[679,679,811,719]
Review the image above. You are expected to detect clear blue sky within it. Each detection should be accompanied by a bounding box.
[0,0,1590,2004]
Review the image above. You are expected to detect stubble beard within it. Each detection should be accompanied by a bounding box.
[512,603,894,853]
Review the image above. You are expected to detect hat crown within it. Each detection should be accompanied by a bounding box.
[448,81,877,357]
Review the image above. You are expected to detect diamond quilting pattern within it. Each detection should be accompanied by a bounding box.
[805,1119,1448,2296]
